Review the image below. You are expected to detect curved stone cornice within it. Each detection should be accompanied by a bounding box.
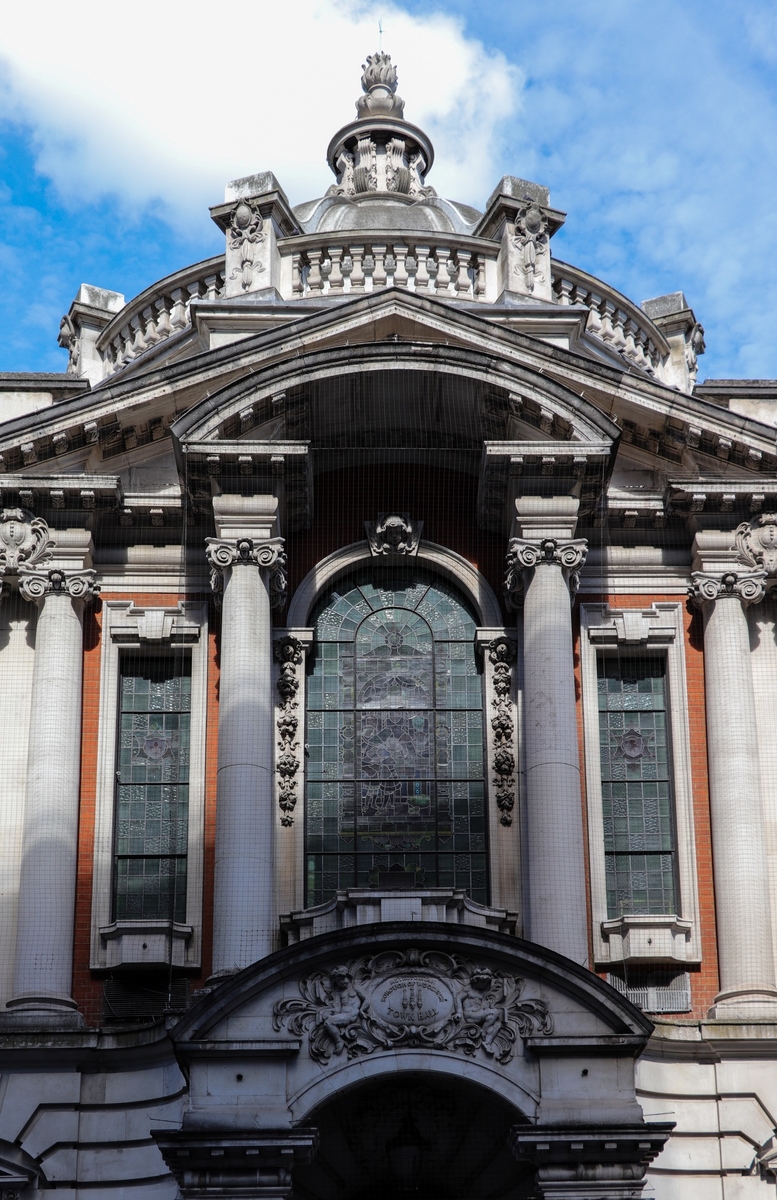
[170,921,654,1047]
[172,333,621,449]
[690,569,767,608]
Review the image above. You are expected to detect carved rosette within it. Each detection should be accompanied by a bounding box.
[205,536,287,609]
[690,569,767,608]
[273,949,553,1065]
[274,635,306,826]
[513,202,549,293]
[504,537,587,609]
[18,568,99,606]
[736,513,777,579]
[482,636,517,827]
[365,512,423,557]
[228,200,264,291]
[0,507,53,575]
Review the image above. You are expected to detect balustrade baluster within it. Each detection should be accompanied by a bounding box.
[362,250,375,291]
[455,249,472,296]
[307,249,324,294]
[291,252,303,297]
[405,250,418,290]
[393,244,408,288]
[326,247,344,293]
[414,246,431,292]
[141,305,158,346]
[372,244,387,288]
[349,245,366,292]
[474,255,486,300]
[204,273,219,303]
[435,247,452,293]
[154,296,172,340]
[170,287,188,331]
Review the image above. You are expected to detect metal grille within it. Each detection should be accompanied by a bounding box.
[607,967,691,1013]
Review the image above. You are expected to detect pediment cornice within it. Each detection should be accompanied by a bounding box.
[0,289,774,485]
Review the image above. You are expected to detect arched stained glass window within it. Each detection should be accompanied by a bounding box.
[305,569,487,906]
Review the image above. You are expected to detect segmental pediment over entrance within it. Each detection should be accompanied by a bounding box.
[169,923,654,1131]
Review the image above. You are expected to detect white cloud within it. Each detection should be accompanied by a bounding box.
[0,0,520,222]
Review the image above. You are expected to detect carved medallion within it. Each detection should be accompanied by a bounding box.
[272,949,552,1065]
[365,512,423,557]
[0,508,52,574]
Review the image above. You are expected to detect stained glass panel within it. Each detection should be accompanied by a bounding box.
[598,655,677,916]
[306,570,486,906]
[113,654,191,921]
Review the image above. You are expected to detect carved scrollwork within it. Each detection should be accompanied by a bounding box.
[483,636,517,826]
[513,202,549,293]
[18,568,99,605]
[365,512,423,557]
[274,635,306,826]
[504,537,588,609]
[205,537,287,610]
[228,200,264,291]
[0,507,53,574]
[272,949,552,1065]
[690,569,767,608]
[736,513,777,577]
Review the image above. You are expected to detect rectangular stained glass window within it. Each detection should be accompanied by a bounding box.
[598,655,677,917]
[113,654,191,922]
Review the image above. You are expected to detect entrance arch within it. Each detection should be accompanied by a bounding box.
[292,1071,532,1200]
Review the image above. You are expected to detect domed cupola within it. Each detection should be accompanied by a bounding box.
[326,52,435,199]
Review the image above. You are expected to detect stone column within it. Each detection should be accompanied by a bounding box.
[6,566,97,1023]
[206,496,286,974]
[691,567,777,1016]
[505,497,588,965]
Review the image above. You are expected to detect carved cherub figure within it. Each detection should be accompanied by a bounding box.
[455,967,504,1053]
[317,967,367,1054]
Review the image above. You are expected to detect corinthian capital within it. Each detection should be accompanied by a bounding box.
[18,568,99,606]
[504,536,588,606]
[690,569,766,608]
[205,536,287,609]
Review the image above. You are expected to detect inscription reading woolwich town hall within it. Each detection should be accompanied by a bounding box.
[272,948,553,1065]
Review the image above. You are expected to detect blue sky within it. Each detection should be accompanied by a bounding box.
[1,0,776,380]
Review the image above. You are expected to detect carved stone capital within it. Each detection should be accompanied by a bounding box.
[18,568,99,607]
[505,537,588,606]
[0,507,53,574]
[690,569,766,609]
[365,512,422,557]
[736,512,777,576]
[206,536,287,609]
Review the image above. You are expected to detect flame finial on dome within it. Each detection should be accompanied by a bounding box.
[356,51,405,120]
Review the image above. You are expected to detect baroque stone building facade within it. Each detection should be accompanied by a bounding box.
[1,53,777,1199]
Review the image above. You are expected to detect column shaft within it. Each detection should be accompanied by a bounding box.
[9,587,87,1014]
[521,557,588,964]
[700,584,776,1004]
[212,560,276,972]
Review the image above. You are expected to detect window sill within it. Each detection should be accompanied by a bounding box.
[100,920,194,969]
[598,914,697,965]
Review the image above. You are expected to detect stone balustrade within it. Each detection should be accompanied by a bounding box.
[551,260,669,379]
[279,233,498,301]
[97,257,225,377]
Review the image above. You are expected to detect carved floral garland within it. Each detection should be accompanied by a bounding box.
[486,636,517,827]
[274,635,304,826]
[273,948,552,1065]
